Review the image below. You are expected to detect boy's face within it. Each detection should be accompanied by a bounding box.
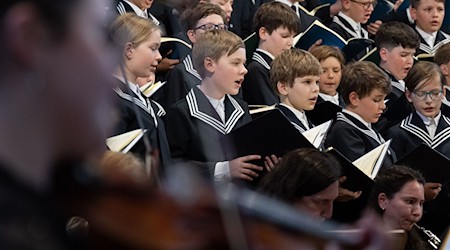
[350,88,386,123]
[208,0,233,22]
[411,0,445,33]
[278,75,320,111]
[259,26,295,57]
[210,48,247,96]
[343,0,375,24]
[127,31,162,80]
[319,57,342,96]
[188,14,226,43]
[406,75,444,118]
[380,46,415,81]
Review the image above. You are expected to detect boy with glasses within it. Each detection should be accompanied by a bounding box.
[329,0,376,40]
[160,3,227,108]
[387,61,450,158]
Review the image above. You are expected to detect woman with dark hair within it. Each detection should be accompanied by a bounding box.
[258,148,342,221]
[371,165,436,250]
[0,0,116,248]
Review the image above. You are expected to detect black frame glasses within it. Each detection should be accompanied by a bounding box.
[412,89,444,101]
[193,23,228,31]
[349,0,377,9]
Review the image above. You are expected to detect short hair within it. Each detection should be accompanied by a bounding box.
[370,165,425,215]
[110,13,160,50]
[270,49,322,94]
[411,0,445,8]
[253,2,300,35]
[180,3,226,32]
[405,61,444,91]
[258,148,342,204]
[99,151,147,183]
[309,45,345,66]
[192,29,244,78]
[434,42,450,66]
[375,22,420,50]
[341,61,391,104]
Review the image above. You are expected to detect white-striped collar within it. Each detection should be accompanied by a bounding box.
[337,111,384,144]
[343,109,371,129]
[113,75,148,106]
[400,112,450,148]
[183,55,202,81]
[336,12,367,38]
[186,88,244,134]
[319,92,340,105]
[252,51,271,70]
[280,103,310,130]
[416,26,437,48]
[256,49,275,60]
[123,0,148,18]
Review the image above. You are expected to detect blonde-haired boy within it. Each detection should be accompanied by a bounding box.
[165,30,263,182]
[270,49,322,132]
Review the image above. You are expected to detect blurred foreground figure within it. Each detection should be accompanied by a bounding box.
[0,0,116,248]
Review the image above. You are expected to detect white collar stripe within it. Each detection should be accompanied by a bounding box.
[183,55,202,81]
[114,87,151,115]
[400,114,433,145]
[186,89,244,134]
[117,2,126,15]
[391,80,405,92]
[252,53,271,70]
[291,122,306,133]
[337,113,383,144]
[333,16,359,38]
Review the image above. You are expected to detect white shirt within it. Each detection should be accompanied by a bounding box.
[280,103,310,130]
[205,94,226,123]
[319,92,340,105]
[417,110,441,137]
[123,0,160,25]
[416,26,438,48]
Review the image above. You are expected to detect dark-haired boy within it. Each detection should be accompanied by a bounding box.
[374,21,420,134]
[324,61,396,166]
[242,2,300,106]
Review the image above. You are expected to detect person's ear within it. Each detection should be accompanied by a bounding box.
[405,89,414,103]
[259,27,268,41]
[442,86,446,99]
[187,29,196,44]
[124,42,134,60]
[3,3,50,67]
[277,81,289,95]
[410,6,417,21]
[341,0,351,10]
[204,57,215,74]
[379,48,389,62]
[378,193,389,211]
[440,63,449,76]
[348,91,359,106]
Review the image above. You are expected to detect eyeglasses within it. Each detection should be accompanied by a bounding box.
[412,89,443,100]
[193,23,228,31]
[349,0,377,10]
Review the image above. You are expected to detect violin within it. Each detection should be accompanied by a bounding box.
[55,159,397,250]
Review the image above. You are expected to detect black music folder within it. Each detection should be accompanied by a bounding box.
[396,144,450,185]
[225,109,315,162]
[305,101,342,125]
